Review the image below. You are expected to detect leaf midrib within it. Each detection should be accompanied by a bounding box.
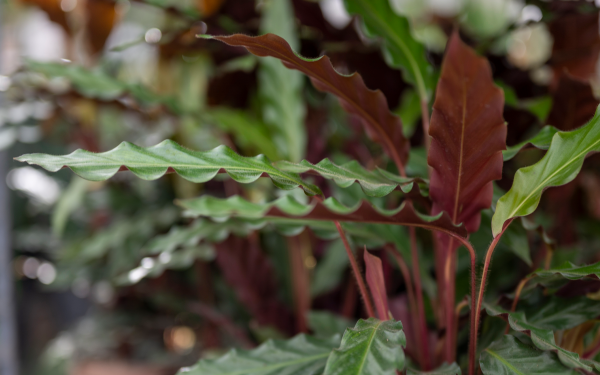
[506,136,600,221]
[356,321,382,374]
[485,348,526,375]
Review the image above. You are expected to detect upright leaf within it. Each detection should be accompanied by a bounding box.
[364,251,390,320]
[492,106,600,236]
[428,31,506,234]
[480,335,577,375]
[177,195,468,239]
[177,334,339,375]
[200,33,410,171]
[324,318,406,375]
[343,0,434,100]
[259,0,306,162]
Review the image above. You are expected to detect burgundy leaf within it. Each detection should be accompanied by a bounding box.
[203,33,410,172]
[546,73,600,131]
[364,249,389,321]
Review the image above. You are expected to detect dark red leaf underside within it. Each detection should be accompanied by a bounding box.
[207,33,410,171]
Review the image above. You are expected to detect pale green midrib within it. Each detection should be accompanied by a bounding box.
[505,135,600,221]
[356,0,427,101]
[203,351,330,375]
[484,349,526,375]
[356,322,382,374]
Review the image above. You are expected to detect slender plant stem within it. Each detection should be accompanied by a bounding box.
[334,221,376,318]
[385,244,425,369]
[504,276,531,333]
[470,220,513,375]
[442,238,458,363]
[408,228,431,370]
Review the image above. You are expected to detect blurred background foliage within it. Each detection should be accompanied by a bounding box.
[2,0,600,373]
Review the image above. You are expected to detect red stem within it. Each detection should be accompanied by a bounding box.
[409,228,431,370]
[470,220,512,375]
[443,239,458,363]
[334,221,376,318]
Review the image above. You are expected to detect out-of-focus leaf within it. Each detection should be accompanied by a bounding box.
[523,96,553,123]
[324,318,406,375]
[364,251,390,320]
[52,176,90,237]
[528,261,600,289]
[407,363,461,375]
[485,304,594,371]
[406,147,428,177]
[310,240,349,297]
[307,311,355,338]
[200,33,410,171]
[259,0,305,162]
[177,195,468,239]
[395,89,421,138]
[503,126,559,161]
[480,335,578,375]
[492,106,600,236]
[16,141,425,197]
[525,296,600,331]
[428,31,506,235]
[344,0,434,100]
[546,73,600,131]
[177,334,339,375]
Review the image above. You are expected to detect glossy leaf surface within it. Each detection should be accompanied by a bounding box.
[324,318,405,375]
[503,126,559,161]
[493,106,600,236]
[486,303,597,371]
[428,31,506,233]
[177,334,339,375]
[177,195,468,239]
[201,33,409,169]
[344,0,434,99]
[480,335,577,375]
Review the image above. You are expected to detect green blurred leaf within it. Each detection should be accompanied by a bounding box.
[310,240,349,297]
[324,318,406,375]
[407,363,461,375]
[52,176,89,237]
[493,105,600,236]
[307,311,355,338]
[503,126,560,161]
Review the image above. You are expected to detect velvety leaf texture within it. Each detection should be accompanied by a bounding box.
[428,32,506,234]
[201,33,410,171]
[502,126,559,161]
[343,0,434,99]
[492,105,600,236]
[485,304,595,371]
[177,334,339,375]
[323,318,406,375]
[480,335,577,375]
[176,195,468,239]
[15,141,423,198]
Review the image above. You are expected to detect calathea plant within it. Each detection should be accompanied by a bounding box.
[15,1,600,374]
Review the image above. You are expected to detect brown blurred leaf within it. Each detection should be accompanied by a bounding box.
[197,0,224,17]
[85,0,117,55]
[204,33,410,172]
[546,73,599,131]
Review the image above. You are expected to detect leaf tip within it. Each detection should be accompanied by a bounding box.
[195,34,213,39]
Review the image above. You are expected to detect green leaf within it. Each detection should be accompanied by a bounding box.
[310,240,349,297]
[492,106,600,236]
[527,261,600,289]
[324,318,406,375]
[177,195,468,239]
[344,0,434,100]
[307,311,355,338]
[51,176,89,237]
[259,0,306,162]
[177,334,339,375]
[407,363,461,375]
[15,141,424,198]
[485,303,594,371]
[503,126,560,161]
[480,335,578,375]
[525,296,600,331]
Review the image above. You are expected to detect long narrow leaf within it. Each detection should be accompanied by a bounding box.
[492,105,600,236]
[502,126,559,161]
[200,33,410,170]
[176,195,468,239]
[324,318,406,375]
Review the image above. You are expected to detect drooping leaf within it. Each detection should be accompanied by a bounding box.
[177,334,339,375]
[503,126,559,161]
[200,33,410,170]
[343,0,434,100]
[323,318,406,375]
[485,304,594,371]
[492,105,600,236]
[177,195,468,239]
[258,0,306,162]
[407,362,461,375]
[428,31,506,234]
[307,311,355,338]
[15,141,425,198]
[364,251,390,321]
[480,335,578,375]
